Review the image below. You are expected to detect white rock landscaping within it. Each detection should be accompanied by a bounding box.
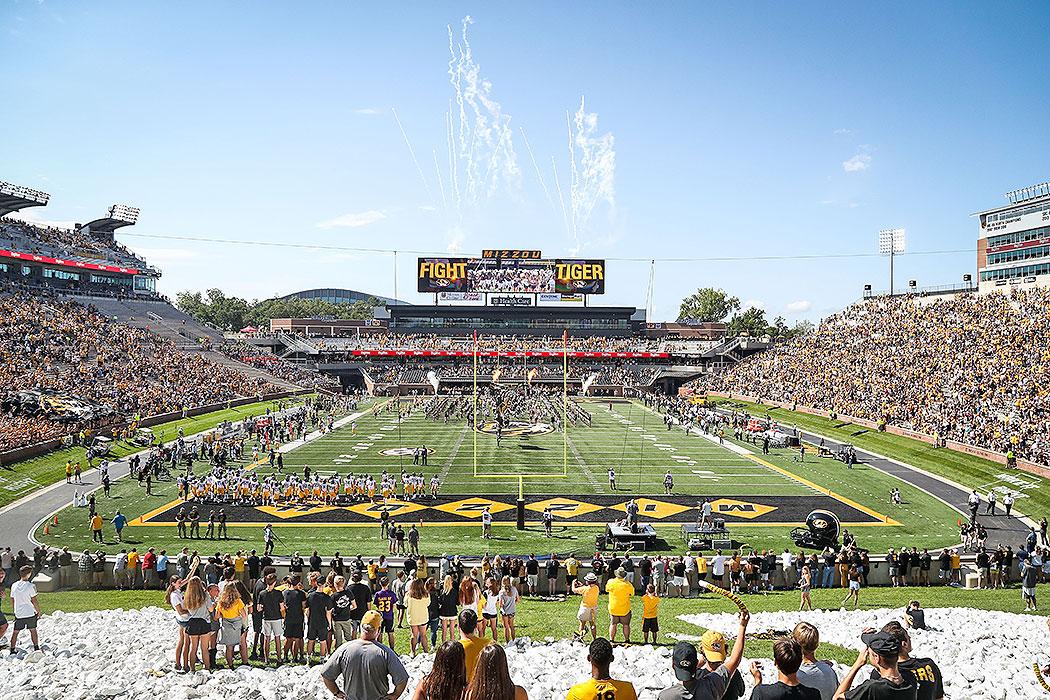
[0,606,1046,700]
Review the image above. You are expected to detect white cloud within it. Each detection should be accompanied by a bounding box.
[445,226,465,254]
[785,300,812,313]
[315,210,387,229]
[354,108,382,115]
[842,152,872,172]
[834,128,853,136]
[741,299,765,311]
[419,205,437,212]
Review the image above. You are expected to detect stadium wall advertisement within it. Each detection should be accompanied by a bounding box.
[0,248,139,275]
[417,257,606,295]
[351,349,669,358]
[709,391,1050,479]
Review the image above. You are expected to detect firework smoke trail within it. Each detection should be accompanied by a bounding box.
[567,96,616,254]
[391,107,434,203]
[520,126,557,215]
[551,156,571,240]
[446,108,460,215]
[447,15,519,205]
[433,149,447,210]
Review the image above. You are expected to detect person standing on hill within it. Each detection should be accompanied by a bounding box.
[605,568,634,644]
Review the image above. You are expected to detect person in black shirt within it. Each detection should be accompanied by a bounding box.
[546,555,560,595]
[525,555,540,595]
[289,552,304,575]
[348,572,372,636]
[329,576,357,648]
[260,553,274,571]
[281,576,307,663]
[330,553,345,577]
[834,630,917,700]
[867,622,942,700]
[306,573,333,659]
[917,550,931,587]
[247,550,261,587]
[256,573,285,664]
[309,551,322,573]
[749,639,821,699]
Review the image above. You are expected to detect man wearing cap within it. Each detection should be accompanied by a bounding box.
[658,610,749,700]
[572,573,601,642]
[695,629,746,700]
[320,610,409,700]
[566,637,638,700]
[866,622,942,700]
[833,630,917,700]
[606,567,635,643]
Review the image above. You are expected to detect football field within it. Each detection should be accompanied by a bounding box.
[41,396,965,555]
[280,397,815,498]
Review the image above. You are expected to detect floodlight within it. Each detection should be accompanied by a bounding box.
[878,228,905,255]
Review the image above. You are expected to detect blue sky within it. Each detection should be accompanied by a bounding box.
[3,1,1048,322]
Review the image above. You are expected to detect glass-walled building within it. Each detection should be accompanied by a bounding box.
[976,183,1050,293]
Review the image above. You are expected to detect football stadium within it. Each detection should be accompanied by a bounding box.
[3,5,1050,699]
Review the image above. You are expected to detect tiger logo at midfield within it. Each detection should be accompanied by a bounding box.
[476,421,555,437]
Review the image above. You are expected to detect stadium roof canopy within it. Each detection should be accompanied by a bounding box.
[82,203,140,234]
[279,288,403,306]
[0,180,50,218]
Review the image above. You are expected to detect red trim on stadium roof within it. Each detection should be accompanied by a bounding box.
[0,249,139,275]
[350,349,669,359]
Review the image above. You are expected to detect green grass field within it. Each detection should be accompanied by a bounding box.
[712,397,1050,519]
[39,397,965,556]
[0,397,310,509]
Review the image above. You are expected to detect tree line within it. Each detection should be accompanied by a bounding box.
[175,289,379,331]
[676,287,814,338]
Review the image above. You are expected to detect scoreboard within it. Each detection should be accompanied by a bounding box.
[417,254,606,295]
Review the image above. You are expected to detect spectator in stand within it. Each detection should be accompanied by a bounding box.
[566,637,637,700]
[410,640,467,700]
[466,643,528,700]
[833,631,916,700]
[698,289,1050,466]
[320,610,409,700]
[605,568,634,644]
[459,609,492,683]
[658,609,750,700]
[792,622,839,700]
[748,639,821,700]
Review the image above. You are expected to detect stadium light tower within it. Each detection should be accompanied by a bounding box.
[878,228,905,295]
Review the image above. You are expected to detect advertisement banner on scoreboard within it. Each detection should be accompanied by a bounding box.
[437,292,484,302]
[417,257,605,294]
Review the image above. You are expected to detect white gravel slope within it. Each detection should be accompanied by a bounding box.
[0,607,1045,700]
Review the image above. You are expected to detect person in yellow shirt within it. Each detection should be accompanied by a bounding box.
[90,514,104,543]
[458,608,492,682]
[572,572,600,642]
[641,584,661,644]
[234,551,247,584]
[605,568,634,644]
[565,555,580,590]
[696,554,708,585]
[566,637,638,700]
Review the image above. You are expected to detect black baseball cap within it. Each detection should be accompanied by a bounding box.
[672,641,699,681]
[860,631,901,656]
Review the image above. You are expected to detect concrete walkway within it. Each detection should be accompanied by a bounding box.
[715,408,1032,549]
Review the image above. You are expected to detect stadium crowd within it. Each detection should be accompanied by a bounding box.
[0,294,281,451]
[705,289,1050,464]
[216,340,341,390]
[0,219,148,270]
